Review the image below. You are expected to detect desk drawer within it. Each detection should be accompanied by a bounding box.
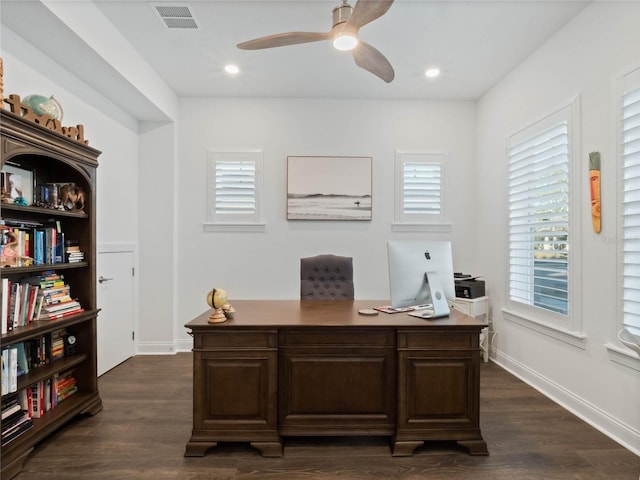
[397,330,477,350]
[196,330,277,349]
[280,328,394,347]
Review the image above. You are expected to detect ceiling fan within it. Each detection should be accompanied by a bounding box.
[237,0,395,83]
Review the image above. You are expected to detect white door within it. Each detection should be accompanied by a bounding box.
[97,250,135,376]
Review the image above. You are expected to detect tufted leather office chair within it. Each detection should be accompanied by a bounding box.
[300,254,354,300]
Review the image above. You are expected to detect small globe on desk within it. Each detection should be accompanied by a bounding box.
[206,288,228,323]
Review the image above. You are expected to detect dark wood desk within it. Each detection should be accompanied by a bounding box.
[184,300,488,457]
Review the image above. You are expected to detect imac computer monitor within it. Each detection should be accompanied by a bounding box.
[387,240,456,316]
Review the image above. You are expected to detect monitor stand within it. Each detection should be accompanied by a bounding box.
[425,271,450,318]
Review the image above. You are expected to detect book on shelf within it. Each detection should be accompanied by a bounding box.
[1,349,10,396]
[1,278,8,334]
[15,343,30,376]
[30,381,44,418]
[44,378,52,412]
[1,347,19,396]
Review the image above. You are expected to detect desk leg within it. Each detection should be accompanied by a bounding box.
[457,439,489,456]
[391,440,424,457]
[184,441,218,457]
[251,441,283,457]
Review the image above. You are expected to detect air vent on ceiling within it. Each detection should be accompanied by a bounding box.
[152,3,198,29]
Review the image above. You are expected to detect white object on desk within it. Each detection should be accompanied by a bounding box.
[449,296,492,362]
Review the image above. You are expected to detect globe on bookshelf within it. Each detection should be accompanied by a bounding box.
[206,288,228,323]
[22,95,64,120]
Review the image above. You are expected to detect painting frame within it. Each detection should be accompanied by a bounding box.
[1,163,35,206]
[287,156,372,221]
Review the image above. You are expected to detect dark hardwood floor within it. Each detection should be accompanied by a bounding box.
[14,353,639,479]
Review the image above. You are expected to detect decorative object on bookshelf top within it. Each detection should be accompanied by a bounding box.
[22,95,63,121]
[2,94,89,145]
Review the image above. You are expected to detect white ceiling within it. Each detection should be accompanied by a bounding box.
[1,0,589,119]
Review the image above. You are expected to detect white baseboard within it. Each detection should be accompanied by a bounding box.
[175,338,193,353]
[135,339,193,355]
[135,342,179,355]
[492,348,640,456]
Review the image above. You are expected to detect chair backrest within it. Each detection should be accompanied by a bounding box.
[300,254,354,300]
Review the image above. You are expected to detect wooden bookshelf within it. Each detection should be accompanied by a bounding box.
[1,108,103,480]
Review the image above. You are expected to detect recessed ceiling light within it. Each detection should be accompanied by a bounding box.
[425,67,441,78]
[224,64,240,75]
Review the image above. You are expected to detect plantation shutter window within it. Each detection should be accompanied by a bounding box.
[395,152,444,224]
[508,112,571,317]
[620,82,640,334]
[215,161,256,214]
[207,151,262,224]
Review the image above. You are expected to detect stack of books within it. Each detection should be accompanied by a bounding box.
[55,370,77,403]
[38,298,83,321]
[34,271,84,321]
[65,242,84,263]
[1,393,33,446]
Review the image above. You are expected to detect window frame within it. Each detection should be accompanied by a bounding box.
[392,151,451,232]
[204,150,265,232]
[502,98,585,347]
[612,65,640,368]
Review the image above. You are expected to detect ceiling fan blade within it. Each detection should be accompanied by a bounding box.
[237,31,331,50]
[347,0,394,29]
[352,40,395,83]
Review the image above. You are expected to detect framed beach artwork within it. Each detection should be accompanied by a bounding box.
[287,156,372,221]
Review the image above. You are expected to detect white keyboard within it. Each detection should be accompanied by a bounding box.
[409,303,433,311]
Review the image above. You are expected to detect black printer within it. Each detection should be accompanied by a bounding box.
[454,273,485,299]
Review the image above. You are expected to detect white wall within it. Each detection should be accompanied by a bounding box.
[174,97,478,343]
[1,27,140,249]
[476,1,640,453]
[136,122,178,353]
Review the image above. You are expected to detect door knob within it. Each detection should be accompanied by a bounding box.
[98,276,114,284]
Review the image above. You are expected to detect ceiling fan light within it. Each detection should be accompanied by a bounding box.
[333,33,358,51]
[224,64,240,75]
